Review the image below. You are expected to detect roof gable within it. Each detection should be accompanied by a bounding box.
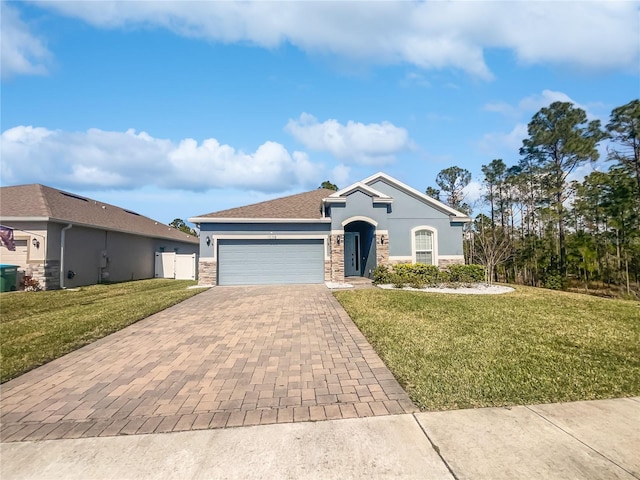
[361,172,470,220]
[187,172,469,224]
[325,182,393,204]
[0,184,199,243]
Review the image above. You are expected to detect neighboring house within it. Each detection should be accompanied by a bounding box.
[0,184,199,290]
[189,172,470,286]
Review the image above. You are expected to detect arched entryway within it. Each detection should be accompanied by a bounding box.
[342,218,377,278]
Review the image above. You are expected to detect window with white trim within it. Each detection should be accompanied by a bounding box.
[414,230,433,265]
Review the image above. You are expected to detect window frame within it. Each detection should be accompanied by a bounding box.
[411,225,438,266]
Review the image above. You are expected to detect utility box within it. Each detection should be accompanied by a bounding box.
[0,264,19,292]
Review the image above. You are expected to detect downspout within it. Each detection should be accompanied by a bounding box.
[60,224,73,289]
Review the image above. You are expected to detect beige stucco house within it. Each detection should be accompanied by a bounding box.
[0,184,199,290]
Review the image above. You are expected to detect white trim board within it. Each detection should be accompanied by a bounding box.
[189,217,331,224]
[341,216,378,227]
[330,229,389,235]
[438,255,465,260]
[329,182,392,199]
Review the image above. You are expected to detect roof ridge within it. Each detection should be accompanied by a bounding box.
[196,188,334,218]
[35,184,53,217]
[1,183,198,243]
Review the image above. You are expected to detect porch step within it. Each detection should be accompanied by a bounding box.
[345,277,374,289]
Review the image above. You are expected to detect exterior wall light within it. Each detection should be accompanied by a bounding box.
[32,238,40,248]
[205,236,211,246]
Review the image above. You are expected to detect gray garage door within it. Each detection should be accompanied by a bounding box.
[218,239,325,286]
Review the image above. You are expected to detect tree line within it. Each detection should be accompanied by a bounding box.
[426,99,639,297]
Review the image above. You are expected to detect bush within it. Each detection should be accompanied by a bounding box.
[448,264,486,283]
[436,270,451,284]
[402,264,441,286]
[543,273,565,290]
[392,275,407,289]
[373,263,486,288]
[374,263,442,287]
[372,265,393,284]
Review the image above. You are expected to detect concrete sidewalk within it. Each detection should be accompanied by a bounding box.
[2,397,638,479]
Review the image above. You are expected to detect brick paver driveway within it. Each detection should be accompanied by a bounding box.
[1,285,416,442]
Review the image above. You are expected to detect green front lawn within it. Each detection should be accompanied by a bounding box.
[1,279,204,383]
[334,286,640,411]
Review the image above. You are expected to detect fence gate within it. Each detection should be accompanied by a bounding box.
[154,252,197,280]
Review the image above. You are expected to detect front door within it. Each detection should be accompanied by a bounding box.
[344,232,360,277]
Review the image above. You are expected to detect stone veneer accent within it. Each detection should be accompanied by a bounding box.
[25,260,60,290]
[375,233,389,267]
[198,259,217,286]
[324,259,331,282]
[438,257,465,268]
[388,257,465,268]
[389,258,412,266]
[330,233,344,283]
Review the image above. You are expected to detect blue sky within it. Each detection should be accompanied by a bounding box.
[2,1,638,226]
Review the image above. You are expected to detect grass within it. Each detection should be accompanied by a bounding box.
[0,279,204,383]
[334,285,640,411]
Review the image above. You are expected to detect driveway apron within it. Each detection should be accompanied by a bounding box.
[1,285,416,442]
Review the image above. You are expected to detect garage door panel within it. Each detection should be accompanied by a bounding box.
[218,239,324,285]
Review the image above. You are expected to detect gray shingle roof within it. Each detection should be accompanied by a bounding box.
[194,189,335,220]
[0,184,198,244]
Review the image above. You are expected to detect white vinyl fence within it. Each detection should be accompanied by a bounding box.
[154,252,197,280]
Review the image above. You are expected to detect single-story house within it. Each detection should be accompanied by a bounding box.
[0,184,199,290]
[189,172,470,286]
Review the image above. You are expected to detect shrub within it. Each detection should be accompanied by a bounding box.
[448,264,486,283]
[408,278,426,289]
[392,275,407,289]
[436,270,451,284]
[543,273,565,290]
[376,263,441,287]
[372,265,393,284]
[406,263,440,286]
[374,263,486,288]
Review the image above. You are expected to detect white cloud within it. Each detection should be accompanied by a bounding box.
[1,126,322,192]
[31,1,640,78]
[518,90,595,118]
[285,113,412,165]
[331,164,351,188]
[485,90,597,119]
[463,180,484,204]
[480,89,602,155]
[1,2,51,78]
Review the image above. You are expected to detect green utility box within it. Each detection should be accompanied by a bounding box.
[0,265,19,292]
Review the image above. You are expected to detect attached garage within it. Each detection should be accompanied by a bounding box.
[217,238,325,286]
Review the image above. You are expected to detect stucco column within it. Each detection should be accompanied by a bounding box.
[330,233,345,283]
[376,232,389,267]
[198,258,217,286]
